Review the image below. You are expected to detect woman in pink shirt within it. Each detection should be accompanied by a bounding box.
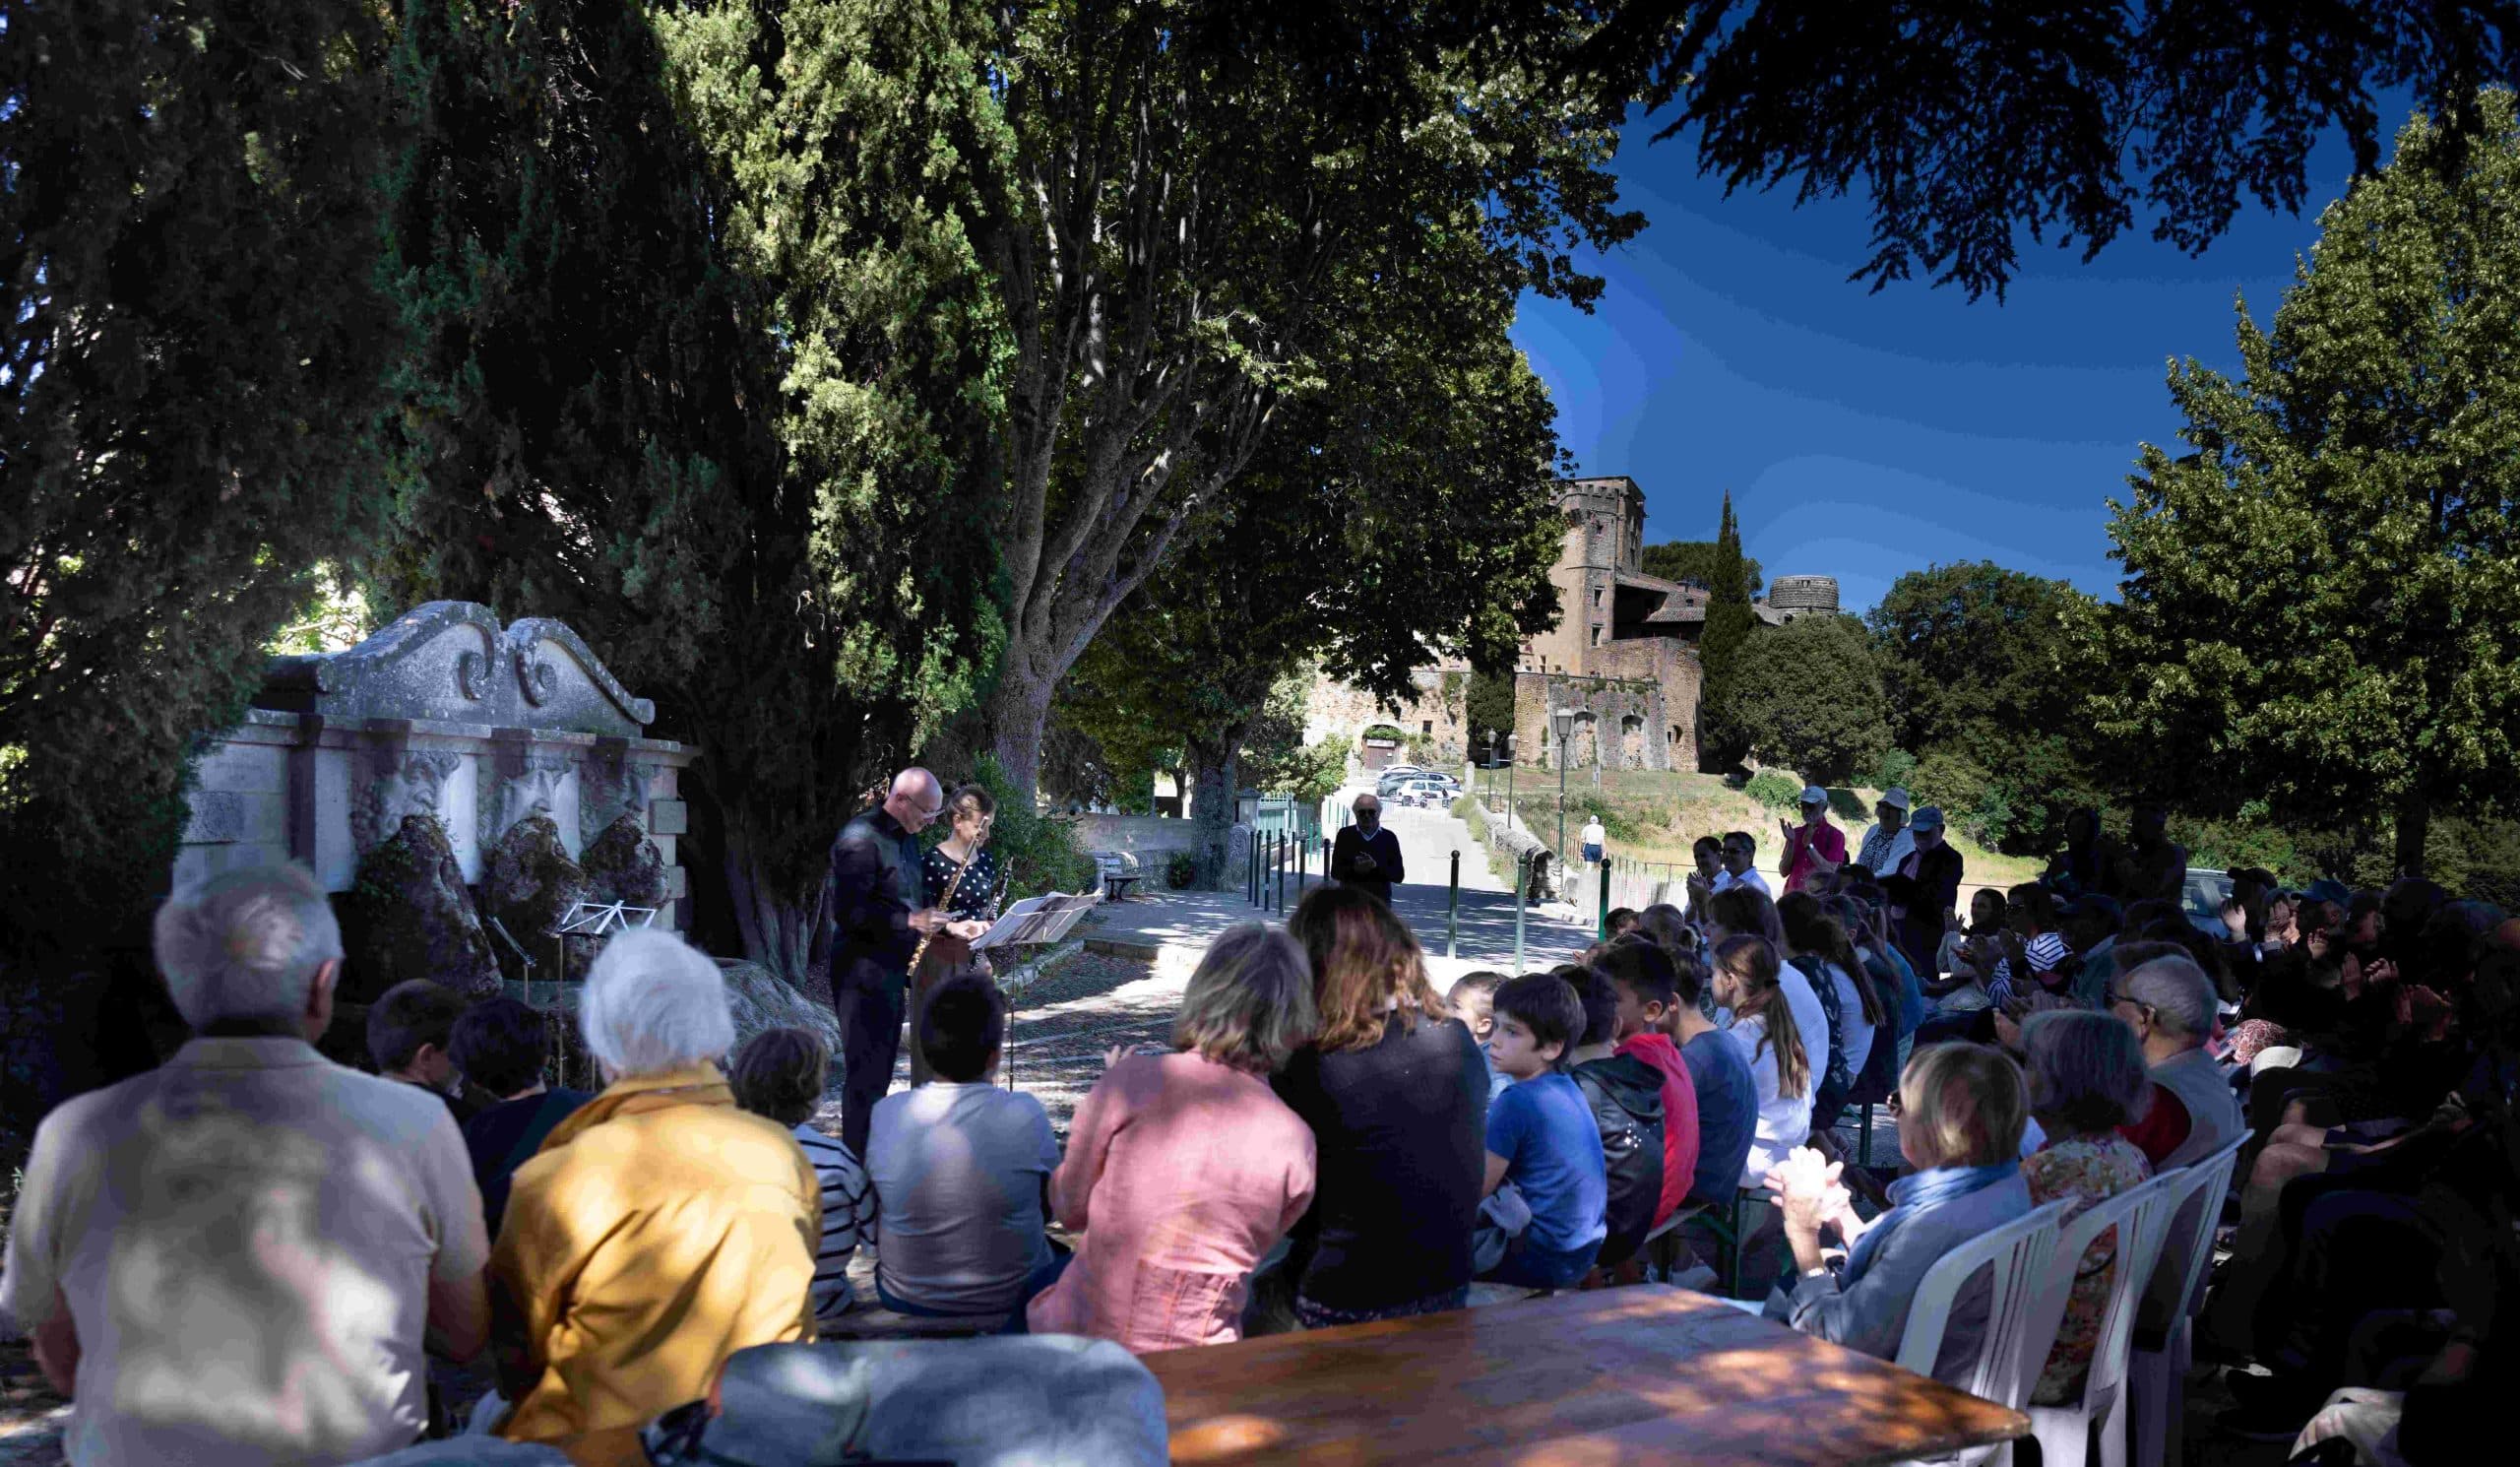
[1028,923,1320,1352]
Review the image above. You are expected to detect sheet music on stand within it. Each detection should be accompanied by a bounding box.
[557,900,660,937]
[969,891,1101,952]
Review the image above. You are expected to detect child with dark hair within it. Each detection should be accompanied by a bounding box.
[1606,907,1642,937]
[1560,963,1667,1272]
[449,997,591,1235]
[368,979,480,1122]
[1473,973,1606,1290]
[731,1027,872,1322]
[866,973,1062,1320]
[1447,970,1513,1106]
[1593,942,1701,1236]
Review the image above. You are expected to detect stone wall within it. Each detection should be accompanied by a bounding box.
[1302,668,1473,767]
[1073,813,1209,867]
[1511,669,1669,772]
[176,603,701,933]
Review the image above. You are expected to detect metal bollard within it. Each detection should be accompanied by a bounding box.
[1597,854,1612,939]
[1446,850,1460,960]
[1275,833,1287,911]
[1513,850,1528,974]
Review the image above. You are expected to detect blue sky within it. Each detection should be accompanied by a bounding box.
[1512,118,2381,614]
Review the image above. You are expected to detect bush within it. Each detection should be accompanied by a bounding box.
[1568,792,1642,842]
[1911,750,2009,848]
[1876,747,1918,791]
[1165,851,1197,889]
[1743,769,1803,812]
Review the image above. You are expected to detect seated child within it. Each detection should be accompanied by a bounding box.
[1447,970,1512,1107]
[731,1027,873,1323]
[1560,964,1667,1272]
[1596,940,1701,1231]
[1474,973,1607,1290]
[866,974,1063,1319]
[368,978,481,1123]
[448,997,592,1235]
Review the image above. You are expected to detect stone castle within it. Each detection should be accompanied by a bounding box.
[1305,476,1837,773]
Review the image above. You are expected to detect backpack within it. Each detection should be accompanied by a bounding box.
[1569,1054,1666,1270]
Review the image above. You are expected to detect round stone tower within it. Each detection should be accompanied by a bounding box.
[1768,574,1840,613]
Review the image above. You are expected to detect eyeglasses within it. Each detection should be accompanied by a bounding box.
[2105,989,2154,1017]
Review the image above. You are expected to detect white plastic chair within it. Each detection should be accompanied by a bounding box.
[1891,1198,2074,1467]
[2011,1173,2181,1467]
[2126,1132,2249,1467]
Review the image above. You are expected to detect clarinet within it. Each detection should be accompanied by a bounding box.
[909,833,986,974]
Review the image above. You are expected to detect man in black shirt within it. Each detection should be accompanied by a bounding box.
[828,768,972,1158]
[1330,793,1406,906]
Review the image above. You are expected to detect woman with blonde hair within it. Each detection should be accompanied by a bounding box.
[1272,885,1486,1328]
[1028,924,1320,1352]
[1764,1042,2036,1384]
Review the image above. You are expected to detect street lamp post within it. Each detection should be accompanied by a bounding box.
[1552,706,1578,863]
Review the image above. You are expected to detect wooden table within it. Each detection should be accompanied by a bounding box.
[1146,1285,2028,1467]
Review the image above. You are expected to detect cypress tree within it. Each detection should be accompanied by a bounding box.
[1697,490,1757,769]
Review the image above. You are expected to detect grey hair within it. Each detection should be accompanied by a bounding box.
[1174,924,1318,1073]
[2021,1009,2152,1132]
[2119,954,2217,1042]
[153,861,344,1029]
[580,927,735,1078]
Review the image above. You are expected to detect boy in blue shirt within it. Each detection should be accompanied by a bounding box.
[1475,972,1608,1289]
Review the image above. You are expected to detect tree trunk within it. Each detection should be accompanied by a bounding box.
[986,662,1054,805]
[720,815,830,990]
[1186,728,1245,889]
[2394,788,2431,879]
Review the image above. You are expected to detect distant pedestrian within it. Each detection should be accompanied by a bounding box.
[1581,815,1607,866]
[1331,794,1406,906]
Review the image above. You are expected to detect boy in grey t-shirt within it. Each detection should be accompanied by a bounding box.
[867,973,1062,1317]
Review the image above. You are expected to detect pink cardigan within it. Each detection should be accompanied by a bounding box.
[1027,1051,1316,1352]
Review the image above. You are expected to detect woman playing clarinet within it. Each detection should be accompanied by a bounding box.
[909,783,1002,1083]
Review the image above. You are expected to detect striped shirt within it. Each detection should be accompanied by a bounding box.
[793,1121,875,1321]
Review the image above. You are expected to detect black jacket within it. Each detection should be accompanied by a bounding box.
[1570,1053,1666,1271]
[829,807,922,995]
[1331,824,1405,905]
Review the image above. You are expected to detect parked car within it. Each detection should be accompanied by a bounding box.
[2183,867,2234,935]
[1404,780,1453,808]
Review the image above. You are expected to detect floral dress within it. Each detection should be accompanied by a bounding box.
[2022,1133,2153,1405]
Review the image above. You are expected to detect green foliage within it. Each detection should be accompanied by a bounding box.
[1165,852,1198,890]
[1742,770,1803,812]
[1911,750,2012,850]
[1466,670,1520,755]
[981,1,1639,795]
[2102,93,2520,878]
[0,1,403,954]
[1568,792,1641,843]
[1709,613,1890,786]
[1876,748,1919,792]
[1639,541,1763,599]
[1242,677,1348,804]
[1695,491,1758,768]
[375,0,1013,977]
[1587,1,2520,299]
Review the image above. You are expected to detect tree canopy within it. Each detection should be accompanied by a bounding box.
[1710,612,1889,786]
[2103,92,2520,878]
[1639,541,1762,600]
[1577,1,2520,298]
[0,0,402,953]
[978,0,1639,798]
[1694,490,1756,769]
[374,0,1012,980]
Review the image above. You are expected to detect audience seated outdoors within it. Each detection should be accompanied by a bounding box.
[1445,968,1514,1107]
[1473,973,1608,1289]
[1556,963,1666,1275]
[866,973,1063,1323]
[2016,1009,2155,1406]
[1597,938,1702,1235]
[449,997,592,1237]
[1271,885,1487,1327]
[1027,924,1318,1352]
[1762,1042,2035,1385]
[728,1027,873,1326]
[486,927,818,1452]
[0,861,492,1464]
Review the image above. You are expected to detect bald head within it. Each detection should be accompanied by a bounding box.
[885,767,946,833]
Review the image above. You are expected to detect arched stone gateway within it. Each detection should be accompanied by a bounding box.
[1620,714,1646,769]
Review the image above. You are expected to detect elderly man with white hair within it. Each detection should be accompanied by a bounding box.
[2108,951,2245,1335]
[828,767,976,1159]
[489,926,818,1454]
[0,861,490,1465]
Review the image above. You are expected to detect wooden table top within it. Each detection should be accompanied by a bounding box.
[1146,1285,2029,1467]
